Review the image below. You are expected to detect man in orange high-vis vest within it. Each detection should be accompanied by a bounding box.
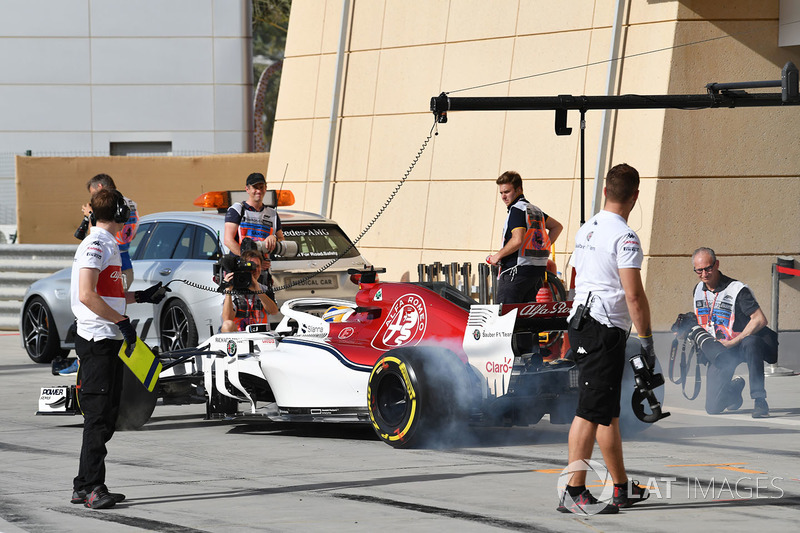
[488,170,563,304]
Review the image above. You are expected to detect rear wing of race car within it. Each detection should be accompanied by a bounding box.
[463,300,572,397]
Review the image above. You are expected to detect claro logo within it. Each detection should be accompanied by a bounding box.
[371,294,427,351]
[486,356,513,374]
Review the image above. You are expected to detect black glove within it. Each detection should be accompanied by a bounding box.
[135,282,170,304]
[116,316,137,356]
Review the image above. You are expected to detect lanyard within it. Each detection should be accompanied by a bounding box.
[703,289,720,333]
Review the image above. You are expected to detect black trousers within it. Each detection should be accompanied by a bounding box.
[73,336,124,492]
[705,335,768,414]
[496,265,546,304]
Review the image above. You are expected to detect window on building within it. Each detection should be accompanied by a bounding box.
[110,141,172,156]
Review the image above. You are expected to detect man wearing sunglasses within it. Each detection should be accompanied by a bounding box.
[691,247,770,418]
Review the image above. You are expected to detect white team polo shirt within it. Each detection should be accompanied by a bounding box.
[70,226,126,341]
[568,210,643,331]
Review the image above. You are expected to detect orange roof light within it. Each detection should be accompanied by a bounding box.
[276,189,295,207]
[193,189,294,210]
[194,191,230,209]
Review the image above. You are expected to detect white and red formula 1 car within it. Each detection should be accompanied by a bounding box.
[39,269,665,448]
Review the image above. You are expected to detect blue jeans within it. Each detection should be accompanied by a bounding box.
[705,335,768,414]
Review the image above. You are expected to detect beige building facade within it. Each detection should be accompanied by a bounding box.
[266,0,800,332]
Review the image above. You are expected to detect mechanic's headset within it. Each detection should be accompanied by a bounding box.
[112,190,130,223]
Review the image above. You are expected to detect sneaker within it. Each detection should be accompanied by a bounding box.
[557,489,619,515]
[71,488,125,505]
[59,359,79,375]
[725,376,746,411]
[83,485,119,509]
[612,480,650,508]
[752,398,770,418]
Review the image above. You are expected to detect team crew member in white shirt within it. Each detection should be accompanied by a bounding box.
[70,188,167,510]
[558,163,652,514]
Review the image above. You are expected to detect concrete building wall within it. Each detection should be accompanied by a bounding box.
[267,0,800,331]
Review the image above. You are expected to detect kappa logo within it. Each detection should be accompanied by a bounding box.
[371,293,427,351]
[576,346,588,355]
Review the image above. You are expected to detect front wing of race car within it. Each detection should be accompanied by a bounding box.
[203,330,372,424]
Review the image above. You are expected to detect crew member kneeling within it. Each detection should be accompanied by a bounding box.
[221,251,278,332]
[691,247,770,418]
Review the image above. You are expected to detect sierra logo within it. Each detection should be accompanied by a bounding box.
[371,293,427,351]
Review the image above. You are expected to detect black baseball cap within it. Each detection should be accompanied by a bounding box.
[246,172,266,187]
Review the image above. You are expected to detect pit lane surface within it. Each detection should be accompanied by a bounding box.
[2,333,799,533]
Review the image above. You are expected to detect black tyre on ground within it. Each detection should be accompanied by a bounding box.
[21,296,68,363]
[160,299,198,351]
[367,346,475,449]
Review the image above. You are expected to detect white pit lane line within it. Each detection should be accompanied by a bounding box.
[667,406,800,427]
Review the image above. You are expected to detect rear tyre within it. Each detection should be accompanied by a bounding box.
[367,346,474,449]
[160,299,198,351]
[538,274,567,348]
[22,296,68,363]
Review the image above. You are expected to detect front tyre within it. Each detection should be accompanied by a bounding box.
[367,346,474,449]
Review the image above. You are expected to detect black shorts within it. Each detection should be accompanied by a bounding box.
[567,317,627,426]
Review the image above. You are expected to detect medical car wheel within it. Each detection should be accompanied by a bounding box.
[22,296,68,363]
[367,346,473,449]
[160,299,198,351]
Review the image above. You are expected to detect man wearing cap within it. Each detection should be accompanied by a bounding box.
[223,172,285,256]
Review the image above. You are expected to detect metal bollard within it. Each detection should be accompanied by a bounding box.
[450,262,460,289]
[461,262,472,298]
[490,265,499,304]
[478,262,489,304]
[427,263,438,283]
